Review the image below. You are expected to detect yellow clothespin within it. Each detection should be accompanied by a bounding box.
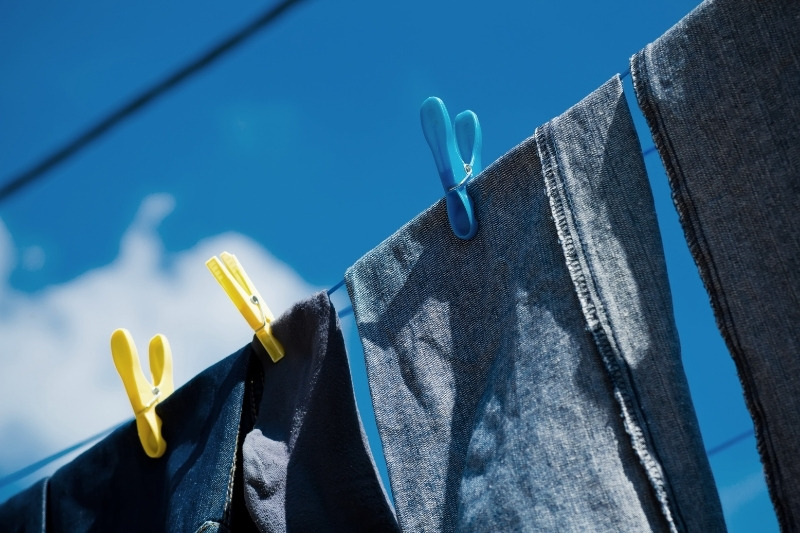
[206,251,285,363]
[110,328,174,458]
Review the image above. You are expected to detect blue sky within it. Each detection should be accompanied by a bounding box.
[0,0,777,529]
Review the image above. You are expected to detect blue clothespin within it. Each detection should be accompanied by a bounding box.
[420,97,482,240]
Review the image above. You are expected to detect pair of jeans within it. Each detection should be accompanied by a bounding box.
[631,0,800,529]
[0,292,397,532]
[346,76,724,532]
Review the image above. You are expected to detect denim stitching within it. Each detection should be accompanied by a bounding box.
[39,478,48,533]
[630,49,787,530]
[556,89,689,530]
[221,377,249,529]
[535,120,679,533]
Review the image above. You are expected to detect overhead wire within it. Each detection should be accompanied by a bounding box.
[0,0,309,202]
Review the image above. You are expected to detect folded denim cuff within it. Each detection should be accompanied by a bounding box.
[536,76,723,532]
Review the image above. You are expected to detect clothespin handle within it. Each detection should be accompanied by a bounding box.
[421,97,459,189]
[454,110,481,174]
[111,328,174,458]
[206,252,285,362]
[421,97,482,240]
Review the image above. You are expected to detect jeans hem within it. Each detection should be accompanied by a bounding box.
[535,106,681,533]
[630,50,789,532]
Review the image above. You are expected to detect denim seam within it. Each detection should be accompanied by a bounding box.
[629,52,787,530]
[220,369,251,530]
[39,477,48,533]
[535,121,679,533]
[549,122,685,531]
[249,363,262,423]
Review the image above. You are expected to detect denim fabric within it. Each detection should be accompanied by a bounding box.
[0,292,396,533]
[631,0,800,529]
[0,478,46,533]
[242,292,398,532]
[346,77,724,532]
[0,342,258,533]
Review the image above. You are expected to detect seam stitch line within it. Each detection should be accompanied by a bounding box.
[221,361,252,529]
[535,119,679,533]
[631,50,788,530]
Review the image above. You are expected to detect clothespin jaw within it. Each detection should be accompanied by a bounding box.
[206,252,285,363]
[111,328,174,458]
[420,96,483,240]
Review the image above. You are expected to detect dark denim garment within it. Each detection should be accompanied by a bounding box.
[631,0,800,529]
[346,77,724,532]
[0,478,47,533]
[0,292,397,533]
[0,342,259,533]
[242,292,399,532]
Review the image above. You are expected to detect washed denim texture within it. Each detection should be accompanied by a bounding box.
[346,77,724,532]
[0,478,47,533]
[242,292,398,532]
[0,292,396,533]
[631,0,800,529]
[0,342,259,533]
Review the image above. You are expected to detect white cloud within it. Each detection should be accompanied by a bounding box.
[0,194,316,489]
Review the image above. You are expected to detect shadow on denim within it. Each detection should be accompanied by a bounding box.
[243,292,399,532]
[347,77,724,532]
[0,292,398,533]
[631,0,800,529]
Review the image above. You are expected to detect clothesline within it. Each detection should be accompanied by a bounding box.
[0,403,756,492]
[0,421,128,490]
[328,136,660,312]
[0,0,308,202]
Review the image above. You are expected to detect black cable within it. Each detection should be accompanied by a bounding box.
[0,0,308,202]
[706,427,755,456]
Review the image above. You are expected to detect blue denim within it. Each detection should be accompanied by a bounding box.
[631,0,800,529]
[0,292,397,532]
[242,292,398,532]
[0,342,257,533]
[0,478,46,533]
[346,76,724,532]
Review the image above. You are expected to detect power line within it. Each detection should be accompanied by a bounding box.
[0,0,308,203]
[706,427,755,456]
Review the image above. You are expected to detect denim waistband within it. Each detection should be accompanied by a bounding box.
[631,0,800,529]
[346,76,724,532]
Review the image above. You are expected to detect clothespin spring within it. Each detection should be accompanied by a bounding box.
[447,163,473,193]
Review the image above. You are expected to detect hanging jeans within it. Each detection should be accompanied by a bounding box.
[0,292,398,533]
[346,76,725,532]
[631,0,800,529]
